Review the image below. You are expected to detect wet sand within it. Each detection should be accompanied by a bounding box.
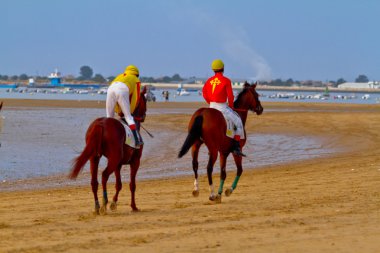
[0,99,379,253]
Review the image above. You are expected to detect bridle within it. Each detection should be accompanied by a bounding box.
[234,86,261,113]
[132,96,146,122]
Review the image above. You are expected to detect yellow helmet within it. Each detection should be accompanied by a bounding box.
[211,59,224,71]
[125,65,139,76]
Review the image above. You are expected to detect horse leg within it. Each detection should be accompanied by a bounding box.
[191,141,201,197]
[129,159,140,212]
[99,165,114,215]
[90,156,100,214]
[215,153,228,203]
[225,154,243,197]
[110,167,122,211]
[207,150,218,201]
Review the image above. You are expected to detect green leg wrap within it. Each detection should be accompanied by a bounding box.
[218,180,225,195]
[231,176,241,190]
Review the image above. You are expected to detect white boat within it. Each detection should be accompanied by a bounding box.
[62,88,75,94]
[97,88,108,94]
[177,88,190,96]
[277,92,295,98]
[362,94,370,100]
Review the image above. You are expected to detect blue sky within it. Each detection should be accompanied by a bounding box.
[1,0,379,81]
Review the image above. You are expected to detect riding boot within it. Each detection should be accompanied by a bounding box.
[231,139,246,157]
[120,117,127,125]
[131,129,144,147]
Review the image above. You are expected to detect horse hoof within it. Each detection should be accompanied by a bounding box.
[209,195,216,201]
[131,207,140,212]
[110,201,117,211]
[93,209,100,215]
[225,188,232,197]
[99,205,107,215]
[192,190,199,197]
[215,194,222,203]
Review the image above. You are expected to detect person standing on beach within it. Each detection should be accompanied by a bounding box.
[106,65,143,147]
[202,59,245,157]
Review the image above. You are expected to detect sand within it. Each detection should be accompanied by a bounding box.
[0,99,379,253]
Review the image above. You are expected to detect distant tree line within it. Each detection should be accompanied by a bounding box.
[0,65,370,86]
[0,65,185,84]
[260,74,369,87]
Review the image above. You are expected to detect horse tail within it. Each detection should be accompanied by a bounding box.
[178,115,203,158]
[69,124,103,179]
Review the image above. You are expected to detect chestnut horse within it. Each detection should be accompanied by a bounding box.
[178,82,263,202]
[69,87,147,214]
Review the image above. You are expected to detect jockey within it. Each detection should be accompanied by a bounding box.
[202,59,246,157]
[106,65,143,147]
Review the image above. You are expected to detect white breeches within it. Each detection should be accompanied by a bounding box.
[210,102,244,139]
[106,82,136,126]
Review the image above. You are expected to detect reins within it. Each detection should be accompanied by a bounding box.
[132,95,154,138]
[133,116,144,121]
[233,108,248,112]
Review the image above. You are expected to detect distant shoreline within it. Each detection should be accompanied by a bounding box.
[151,83,380,93]
[2,81,380,93]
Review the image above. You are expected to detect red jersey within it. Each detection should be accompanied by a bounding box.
[203,72,234,108]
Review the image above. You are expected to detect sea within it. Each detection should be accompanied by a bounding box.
[1,86,380,104]
[0,86,377,188]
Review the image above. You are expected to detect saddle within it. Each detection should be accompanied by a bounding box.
[119,119,141,149]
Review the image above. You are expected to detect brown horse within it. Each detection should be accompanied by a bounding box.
[178,82,263,202]
[69,87,147,214]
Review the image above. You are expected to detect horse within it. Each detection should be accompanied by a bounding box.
[69,87,147,214]
[178,82,263,203]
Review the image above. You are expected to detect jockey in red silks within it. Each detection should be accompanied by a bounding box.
[106,65,143,147]
[202,59,246,157]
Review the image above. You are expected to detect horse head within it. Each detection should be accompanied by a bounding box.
[234,82,263,115]
[133,86,147,122]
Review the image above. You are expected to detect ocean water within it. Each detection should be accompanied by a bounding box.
[1,87,380,104]
[0,107,335,186]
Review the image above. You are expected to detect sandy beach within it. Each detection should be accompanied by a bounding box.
[0,99,379,253]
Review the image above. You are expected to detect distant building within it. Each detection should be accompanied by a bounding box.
[338,82,380,89]
[48,68,62,86]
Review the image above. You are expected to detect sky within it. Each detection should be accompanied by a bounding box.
[1,0,379,82]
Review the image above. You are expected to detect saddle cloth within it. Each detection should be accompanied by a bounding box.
[120,120,140,149]
[225,117,236,139]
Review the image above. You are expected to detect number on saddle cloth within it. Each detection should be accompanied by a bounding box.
[219,113,236,139]
[119,119,140,149]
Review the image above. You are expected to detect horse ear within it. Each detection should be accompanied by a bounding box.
[251,81,257,89]
[244,81,250,88]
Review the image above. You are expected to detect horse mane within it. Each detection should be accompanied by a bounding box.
[233,82,251,108]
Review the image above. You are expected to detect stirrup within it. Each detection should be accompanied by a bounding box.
[232,148,246,157]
